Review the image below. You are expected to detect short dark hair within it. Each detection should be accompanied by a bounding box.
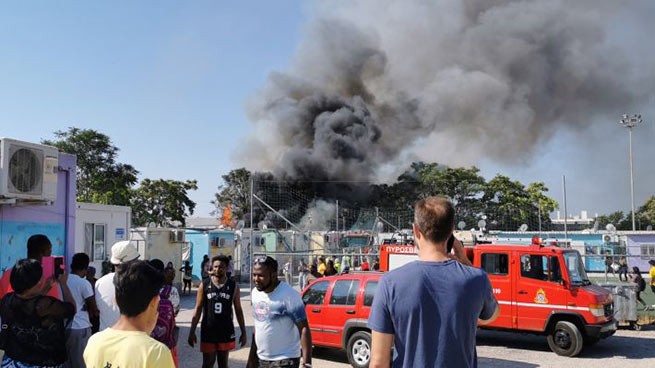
[27,234,52,260]
[11,258,43,294]
[213,255,229,267]
[254,255,278,272]
[114,261,164,317]
[148,259,165,273]
[71,253,90,272]
[414,196,455,243]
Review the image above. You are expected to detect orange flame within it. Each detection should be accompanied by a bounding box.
[220,204,235,228]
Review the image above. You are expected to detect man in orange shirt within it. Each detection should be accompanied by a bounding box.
[0,234,60,299]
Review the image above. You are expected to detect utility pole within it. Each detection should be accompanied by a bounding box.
[619,114,643,231]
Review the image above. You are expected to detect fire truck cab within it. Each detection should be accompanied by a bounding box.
[379,240,616,357]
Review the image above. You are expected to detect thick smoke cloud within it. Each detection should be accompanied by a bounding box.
[238,0,654,192]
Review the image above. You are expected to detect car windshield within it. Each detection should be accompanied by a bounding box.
[563,251,590,285]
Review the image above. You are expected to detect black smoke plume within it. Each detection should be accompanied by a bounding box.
[238,0,655,204]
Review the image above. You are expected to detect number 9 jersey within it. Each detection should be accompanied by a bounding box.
[200,277,237,344]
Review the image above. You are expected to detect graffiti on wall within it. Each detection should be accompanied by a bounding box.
[0,221,66,271]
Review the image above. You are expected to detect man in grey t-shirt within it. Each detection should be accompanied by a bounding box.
[368,196,499,368]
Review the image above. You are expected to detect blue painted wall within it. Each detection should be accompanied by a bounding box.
[185,230,208,281]
[185,230,236,281]
[0,222,66,272]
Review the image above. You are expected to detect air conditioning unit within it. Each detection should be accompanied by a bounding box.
[169,229,185,243]
[602,234,619,243]
[0,138,58,202]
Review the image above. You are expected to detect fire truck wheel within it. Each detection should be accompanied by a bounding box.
[547,321,584,357]
[346,331,371,368]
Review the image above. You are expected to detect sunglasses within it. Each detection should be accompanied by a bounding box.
[254,255,278,267]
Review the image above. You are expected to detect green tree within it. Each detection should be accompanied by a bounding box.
[482,175,558,231]
[637,196,655,229]
[595,211,632,230]
[131,179,198,227]
[43,127,138,205]
[212,168,252,222]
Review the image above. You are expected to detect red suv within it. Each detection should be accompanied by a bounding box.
[301,272,382,368]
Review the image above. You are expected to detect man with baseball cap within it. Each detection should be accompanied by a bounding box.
[94,240,140,331]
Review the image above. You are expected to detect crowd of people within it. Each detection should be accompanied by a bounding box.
[0,236,186,367]
[0,232,302,368]
[289,254,381,291]
[2,196,654,367]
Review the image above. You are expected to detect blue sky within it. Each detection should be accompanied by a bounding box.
[1,1,309,216]
[2,1,654,221]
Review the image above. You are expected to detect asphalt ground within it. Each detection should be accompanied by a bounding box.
[175,284,655,368]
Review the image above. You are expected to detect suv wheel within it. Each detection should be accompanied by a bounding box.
[346,331,371,368]
[547,321,583,357]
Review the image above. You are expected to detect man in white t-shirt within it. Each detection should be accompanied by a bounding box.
[95,240,140,331]
[65,253,98,368]
[247,256,312,368]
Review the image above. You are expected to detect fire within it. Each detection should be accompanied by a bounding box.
[220,204,235,228]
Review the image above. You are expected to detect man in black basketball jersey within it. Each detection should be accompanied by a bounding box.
[188,255,248,368]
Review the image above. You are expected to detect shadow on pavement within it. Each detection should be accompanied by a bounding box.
[478,357,539,367]
[312,346,349,365]
[477,330,551,353]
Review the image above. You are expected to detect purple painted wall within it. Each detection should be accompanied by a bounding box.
[0,153,76,271]
[626,234,655,272]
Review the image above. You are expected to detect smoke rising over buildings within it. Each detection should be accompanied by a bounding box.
[238,0,654,207]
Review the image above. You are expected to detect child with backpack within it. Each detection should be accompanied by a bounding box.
[149,259,179,367]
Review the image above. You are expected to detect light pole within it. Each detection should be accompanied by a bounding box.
[618,114,643,231]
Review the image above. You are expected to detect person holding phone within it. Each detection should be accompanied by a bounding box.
[0,234,61,299]
[0,258,76,367]
[368,197,499,368]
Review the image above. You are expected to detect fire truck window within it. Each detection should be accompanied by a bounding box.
[520,255,547,281]
[330,280,360,306]
[480,253,508,275]
[302,281,329,305]
[364,281,378,306]
[549,256,562,283]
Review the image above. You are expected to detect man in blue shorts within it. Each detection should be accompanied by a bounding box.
[368,196,499,368]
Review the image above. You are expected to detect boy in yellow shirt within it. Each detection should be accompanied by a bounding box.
[84,261,175,368]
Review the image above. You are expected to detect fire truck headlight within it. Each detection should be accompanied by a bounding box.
[589,304,605,317]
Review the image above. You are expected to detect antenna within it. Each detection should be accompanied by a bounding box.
[477,219,487,231]
[518,224,528,232]
[457,221,466,230]
[236,220,245,230]
[606,223,616,232]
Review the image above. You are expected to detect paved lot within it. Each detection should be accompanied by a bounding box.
[176,285,655,368]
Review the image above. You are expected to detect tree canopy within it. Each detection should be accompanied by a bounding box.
[131,179,198,227]
[43,127,138,205]
[44,127,197,226]
[212,168,251,222]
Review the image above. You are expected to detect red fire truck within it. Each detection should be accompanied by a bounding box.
[379,239,616,357]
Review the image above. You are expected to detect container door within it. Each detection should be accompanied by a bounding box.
[514,253,566,331]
